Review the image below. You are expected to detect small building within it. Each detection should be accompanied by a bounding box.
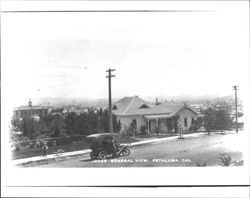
[14,99,50,120]
[113,96,204,134]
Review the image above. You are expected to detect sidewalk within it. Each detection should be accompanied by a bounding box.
[12,132,207,167]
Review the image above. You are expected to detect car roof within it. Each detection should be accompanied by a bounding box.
[86,133,118,139]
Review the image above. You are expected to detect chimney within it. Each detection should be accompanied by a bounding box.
[156,98,159,105]
[28,99,32,107]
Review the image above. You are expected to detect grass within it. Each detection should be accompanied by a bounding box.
[12,141,88,160]
[135,133,181,139]
[12,131,205,160]
[12,136,140,160]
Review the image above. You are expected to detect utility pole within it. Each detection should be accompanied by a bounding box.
[106,68,115,133]
[232,85,238,133]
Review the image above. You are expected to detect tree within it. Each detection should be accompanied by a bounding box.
[215,109,233,131]
[19,117,47,139]
[11,106,122,143]
[177,116,184,139]
[203,107,233,135]
[155,125,161,136]
[172,115,184,138]
[112,115,121,132]
[10,116,22,132]
[65,112,78,135]
[203,108,216,135]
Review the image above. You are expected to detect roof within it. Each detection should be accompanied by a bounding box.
[14,105,49,111]
[86,133,112,138]
[158,103,185,115]
[113,96,203,117]
[144,114,173,119]
[113,96,171,116]
[86,133,118,141]
[159,103,203,116]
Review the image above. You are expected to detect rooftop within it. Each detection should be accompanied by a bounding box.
[14,105,49,111]
[113,96,203,117]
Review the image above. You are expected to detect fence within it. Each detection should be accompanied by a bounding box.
[11,135,87,150]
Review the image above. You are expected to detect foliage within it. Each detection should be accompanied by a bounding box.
[11,107,121,140]
[172,115,181,133]
[189,122,198,132]
[203,108,233,134]
[215,110,233,130]
[140,125,147,135]
[196,161,207,166]
[219,155,236,166]
[174,115,184,139]
[166,119,173,131]
[155,125,161,136]
[203,108,216,134]
[125,121,137,137]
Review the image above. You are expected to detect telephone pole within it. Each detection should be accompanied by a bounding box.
[106,68,115,133]
[232,85,238,133]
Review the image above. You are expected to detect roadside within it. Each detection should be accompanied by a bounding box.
[11,132,197,160]
[30,131,245,168]
[12,132,211,167]
[11,135,139,160]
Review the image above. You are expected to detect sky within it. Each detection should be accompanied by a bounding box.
[2,1,249,106]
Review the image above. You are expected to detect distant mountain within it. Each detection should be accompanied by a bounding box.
[212,95,234,103]
[36,95,236,108]
[37,97,109,108]
[144,95,227,105]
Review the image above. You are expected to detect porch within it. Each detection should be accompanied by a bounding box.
[144,114,204,134]
[144,114,177,134]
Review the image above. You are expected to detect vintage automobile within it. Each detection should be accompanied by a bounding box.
[86,133,130,160]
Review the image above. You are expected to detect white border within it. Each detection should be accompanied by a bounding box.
[1,1,250,197]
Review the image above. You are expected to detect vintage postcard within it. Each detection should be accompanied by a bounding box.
[1,0,249,197]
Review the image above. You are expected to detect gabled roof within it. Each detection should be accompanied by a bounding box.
[113,96,171,116]
[158,102,203,116]
[113,96,203,117]
[158,103,184,115]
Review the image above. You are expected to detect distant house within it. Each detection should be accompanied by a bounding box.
[62,106,89,116]
[14,99,51,120]
[189,104,204,112]
[232,116,244,130]
[113,96,204,134]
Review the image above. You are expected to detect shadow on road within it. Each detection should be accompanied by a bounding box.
[80,159,92,162]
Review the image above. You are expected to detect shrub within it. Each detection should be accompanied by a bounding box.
[219,155,235,166]
[155,125,161,135]
[189,123,198,132]
[140,125,147,134]
[196,161,207,166]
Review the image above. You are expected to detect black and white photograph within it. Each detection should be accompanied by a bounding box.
[1,0,249,197]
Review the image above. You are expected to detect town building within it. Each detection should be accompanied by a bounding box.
[113,96,204,134]
[14,99,51,120]
[62,106,89,116]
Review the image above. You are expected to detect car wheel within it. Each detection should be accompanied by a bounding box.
[98,151,107,160]
[121,147,130,156]
[90,151,97,159]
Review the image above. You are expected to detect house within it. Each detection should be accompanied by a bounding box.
[113,96,204,134]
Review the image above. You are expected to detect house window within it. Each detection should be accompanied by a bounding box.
[191,117,195,124]
[184,118,188,127]
[139,103,149,108]
[132,119,137,130]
